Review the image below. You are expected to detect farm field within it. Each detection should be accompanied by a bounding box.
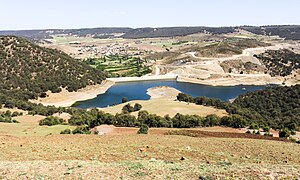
[84,55,152,77]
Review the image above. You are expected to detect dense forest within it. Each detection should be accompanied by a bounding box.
[0,36,106,114]
[240,25,300,40]
[121,27,236,39]
[233,85,300,130]
[177,85,300,130]
[254,49,300,77]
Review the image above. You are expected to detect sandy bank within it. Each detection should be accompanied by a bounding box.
[176,75,284,86]
[31,80,114,107]
[107,74,176,83]
[147,86,181,100]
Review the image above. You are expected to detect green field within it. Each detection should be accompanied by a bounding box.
[84,55,152,77]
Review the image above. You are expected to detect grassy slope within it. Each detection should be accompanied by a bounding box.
[0,115,75,136]
[100,99,227,117]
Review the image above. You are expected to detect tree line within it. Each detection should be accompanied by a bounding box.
[177,85,300,131]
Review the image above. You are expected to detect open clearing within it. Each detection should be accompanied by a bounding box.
[0,115,75,137]
[100,99,228,117]
[0,134,299,179]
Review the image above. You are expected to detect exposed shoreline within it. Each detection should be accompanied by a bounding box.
[32,74,297,107]
[31,80,115,107]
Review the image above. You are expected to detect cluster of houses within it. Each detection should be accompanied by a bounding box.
[72,42,152,57]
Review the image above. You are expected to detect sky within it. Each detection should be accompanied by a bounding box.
[0,0,299,30]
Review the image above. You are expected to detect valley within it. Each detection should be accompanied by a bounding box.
[0,25,300,179]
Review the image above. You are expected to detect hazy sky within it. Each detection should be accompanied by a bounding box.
[0,0,299,30]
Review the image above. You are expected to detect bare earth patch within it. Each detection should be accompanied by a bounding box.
[31,80,114,107]
[0,134,299,179]
[147,86,181,100]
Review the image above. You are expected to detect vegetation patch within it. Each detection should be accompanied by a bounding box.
[177,84,300,138]
[254,49,300,77]
[83,55,152,77]
[39,116,65,126]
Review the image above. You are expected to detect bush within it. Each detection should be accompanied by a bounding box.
[39,116,64,126]
[12,111,21,117]
[60,129,72,134]
[122,97,128,103]
[134,103,142,111]
[122,103,142,113]
[122,103,134,113]
[72,126,91,134]
[262,126,270,132]
[203,114,220,127]
[245,130,251,134]
[289,137,297,143]
[220,114,247,128]
[279,128,291,138]
[177,93,194,102]
[137,124,149,134]
[249,123,259,130]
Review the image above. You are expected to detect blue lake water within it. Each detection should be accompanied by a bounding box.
[74,80,267,108]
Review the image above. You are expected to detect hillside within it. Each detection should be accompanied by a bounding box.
[176,84,300,130]
[0,28,132,41]
[2,25,300,41]
[240,25,300,40]
[147,38,270,63]
[0,36,106,111]
[233,85,300,129]
[254,49,300,77]
[121,26,236,39]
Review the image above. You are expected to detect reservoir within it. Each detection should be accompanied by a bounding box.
[74,80,267,108]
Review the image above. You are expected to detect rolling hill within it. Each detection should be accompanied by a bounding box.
[0,36,106,112]
[1,25,300,40]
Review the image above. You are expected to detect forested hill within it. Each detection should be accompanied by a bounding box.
[233,85,300,129]
[0,28,132,42]
[0,36,106,97]
[121,27,236,39]
[1,25,300,40]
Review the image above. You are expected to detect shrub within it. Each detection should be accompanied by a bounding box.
[177,93,194,102]
[72,126,91,134]
[122,97,128,103]
[203,114,220,127]
[249,123,259,130]
[289,137,297,143]
[134,103,142,111]
[122,103,134,113]
[137,124,149,134]
[12,111,21,117]
[245,130,251,134]
[60,129,72,134]
[39,116,64,126]
[262,126,270,132]
[279,128,291,138]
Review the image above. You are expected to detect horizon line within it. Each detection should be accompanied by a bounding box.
[0,24,299,31]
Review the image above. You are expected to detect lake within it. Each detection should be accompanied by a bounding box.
[74,80,267,108]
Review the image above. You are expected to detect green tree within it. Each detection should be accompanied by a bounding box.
[137,124,149,134]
